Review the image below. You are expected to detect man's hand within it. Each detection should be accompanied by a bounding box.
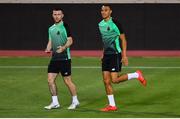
[45,40,52,53]
[120,33,128,66]
[45,48,51,53]
[122,56,128,66]
[56,46,66,53]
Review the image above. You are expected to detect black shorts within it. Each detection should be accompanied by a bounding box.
[48,59,71,77]
[102,53,122,72]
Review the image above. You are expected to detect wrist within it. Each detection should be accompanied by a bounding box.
[122,52,127,58]
[62,45,67,50]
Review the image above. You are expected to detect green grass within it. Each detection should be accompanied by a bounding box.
[0,57,180,117]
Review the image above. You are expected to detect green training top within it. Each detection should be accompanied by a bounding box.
[48,21,71,61]
[98,17,124,54]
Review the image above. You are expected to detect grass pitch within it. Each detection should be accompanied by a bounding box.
[0,57,180,118]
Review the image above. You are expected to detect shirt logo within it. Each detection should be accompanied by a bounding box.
[112,68,115,71]
[107,26,110,31]
[57,31,60,35]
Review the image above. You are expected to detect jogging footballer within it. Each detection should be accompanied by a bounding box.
[98,5,147,112]
[44,9,80,110]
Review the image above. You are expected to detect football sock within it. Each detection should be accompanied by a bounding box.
[52,96,59,105]
[72,95,79,104]
[107,95,116,106]
[128,72,139,80]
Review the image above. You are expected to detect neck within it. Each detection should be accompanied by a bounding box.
[55,20,62,24]
[104,17,111,22]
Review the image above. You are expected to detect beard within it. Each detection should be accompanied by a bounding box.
[54,18,62,23]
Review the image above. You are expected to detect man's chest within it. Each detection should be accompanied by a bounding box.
[99,23,116,35]
[50,26,66,37]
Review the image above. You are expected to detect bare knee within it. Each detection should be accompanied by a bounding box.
[103,78,111,85]
[47,73,57,85]
[64,79,70,85]
[48,77,55,85]
[110,73,119,84]
[64,77,73,86]
[111,77,119,84]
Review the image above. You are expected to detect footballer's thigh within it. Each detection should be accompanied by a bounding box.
[48,73,58,82]
[63,75,73,86]
[110,72,119,83]
[60,59,73,86]
[60,59,77,96]
[47,60,61,82]
[102,71,112,88]
[103,71,111,82]
[60,59,72,84]
[63,76,77,96]
[47,60,61,96]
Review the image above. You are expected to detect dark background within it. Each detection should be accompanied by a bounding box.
[0,4,180,50]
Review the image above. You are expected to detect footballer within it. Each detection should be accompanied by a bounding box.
[44,8,80,110]
[98,5,147,112]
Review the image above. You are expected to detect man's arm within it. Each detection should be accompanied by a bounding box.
[64,37,73,48]
[56,37,73,53]
[100,48,104,61]
[120,33,128,66]
[112,18,128,66]
[45,40,52,53]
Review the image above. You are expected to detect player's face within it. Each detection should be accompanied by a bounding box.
[101,6,112,19]
[52,10,63,23]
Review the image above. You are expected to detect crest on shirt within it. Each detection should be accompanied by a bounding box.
[107,26,110,31]
[57,31,60,35]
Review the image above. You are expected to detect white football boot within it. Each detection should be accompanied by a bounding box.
[44,103,60,110]
[67,102,80,110]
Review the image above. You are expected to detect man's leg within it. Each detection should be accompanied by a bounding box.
[48,73,58,96]
[44,73,60,109]
[111,71,146,86]
[103,71,113,95]
[101,71,117,111]
[61,59,79,109]
[63,76,80,109]
[111,72,128,83]
[106,53,146,86]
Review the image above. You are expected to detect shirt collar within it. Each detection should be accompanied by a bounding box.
[103,17,112,23]
[55,21,63,26]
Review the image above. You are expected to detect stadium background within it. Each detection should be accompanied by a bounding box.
[0,0,180,51]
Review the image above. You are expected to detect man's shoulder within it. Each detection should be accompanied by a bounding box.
[63,22,70,29]
[112,18,122,25]
[49,24,56,31]
[98,20,105,26]
[112,18,124,33]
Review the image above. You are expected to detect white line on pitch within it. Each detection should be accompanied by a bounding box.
[0,66,180,69]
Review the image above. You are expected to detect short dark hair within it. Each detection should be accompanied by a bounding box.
[102,4,112,10]
[52,8,63,11]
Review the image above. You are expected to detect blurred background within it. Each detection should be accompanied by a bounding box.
[0,0,180,52]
